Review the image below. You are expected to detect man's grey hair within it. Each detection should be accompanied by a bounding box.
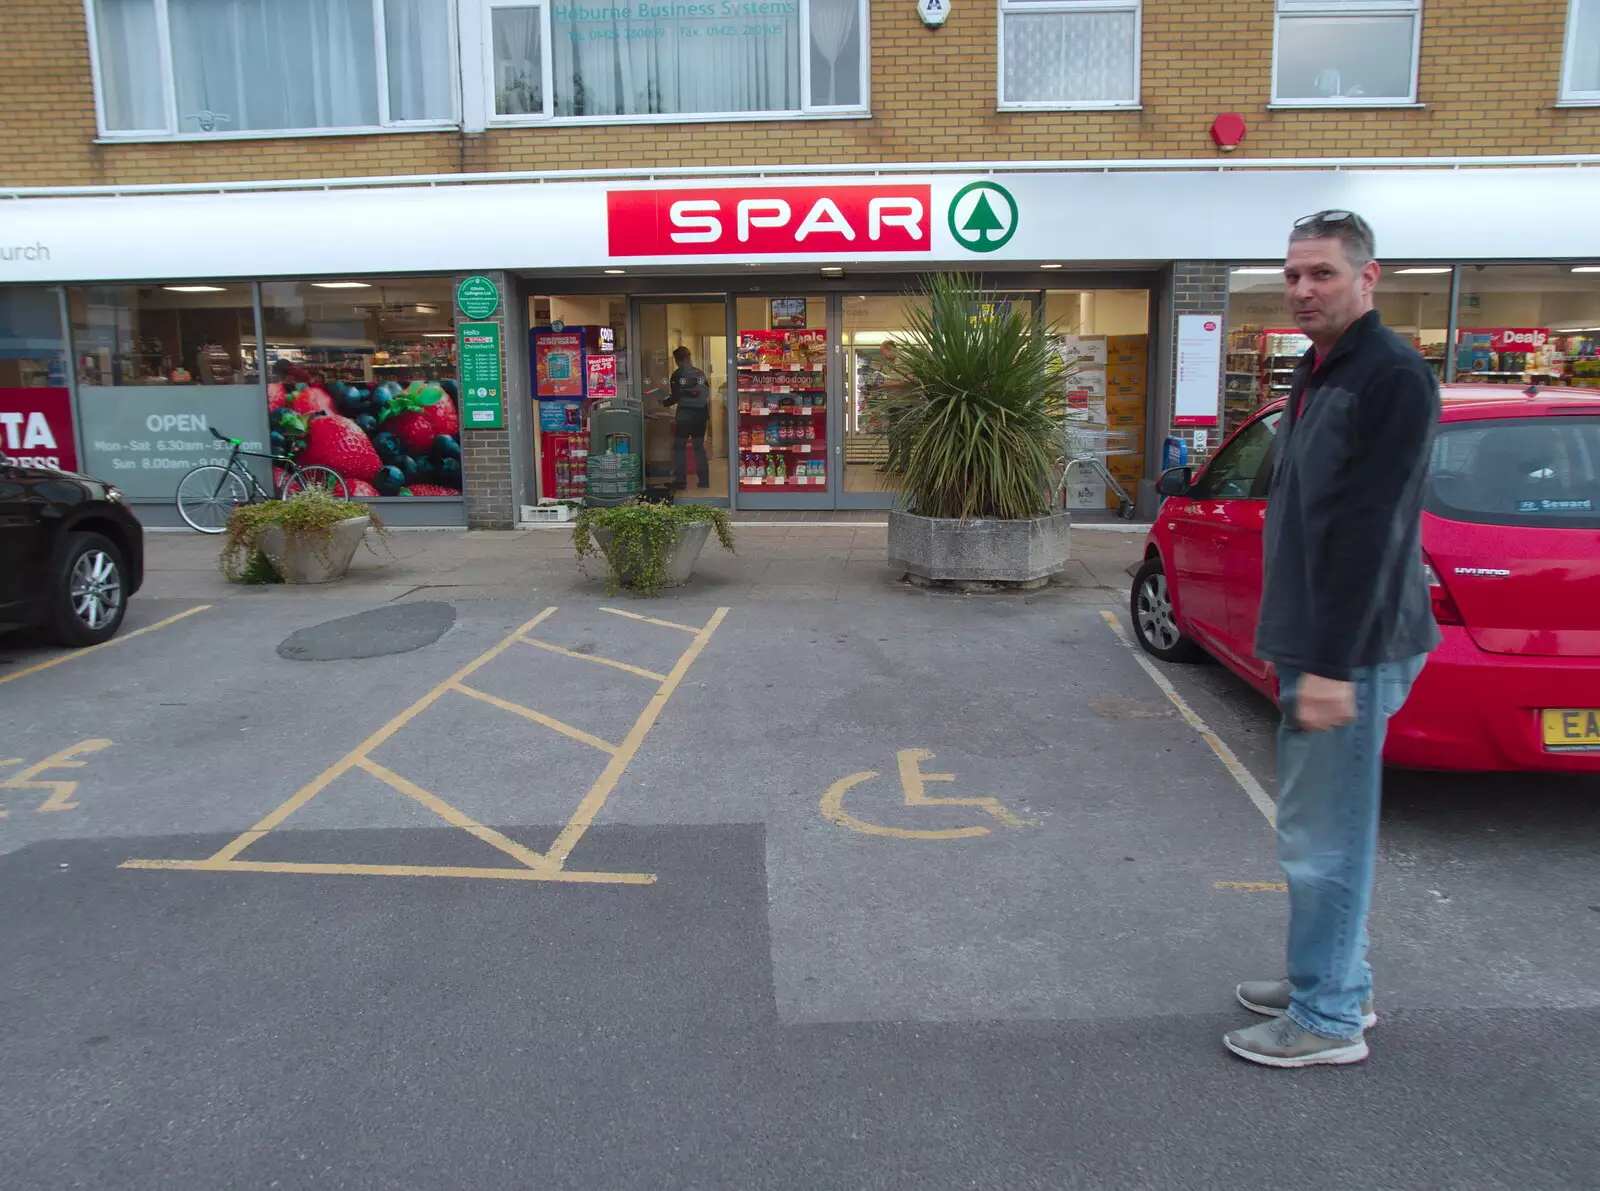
[1288,210,1376,267]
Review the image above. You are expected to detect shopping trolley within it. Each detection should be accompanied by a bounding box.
[1054,425,1141,520]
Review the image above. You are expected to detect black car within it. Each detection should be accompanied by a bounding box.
[0,455,144,647]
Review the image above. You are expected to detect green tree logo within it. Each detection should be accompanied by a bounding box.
[948,182,1019,253]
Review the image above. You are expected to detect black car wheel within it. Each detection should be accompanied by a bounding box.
[1130,556,1205,663]
[48,532,128,647]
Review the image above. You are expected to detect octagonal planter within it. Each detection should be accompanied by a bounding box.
[888,510,1071,590]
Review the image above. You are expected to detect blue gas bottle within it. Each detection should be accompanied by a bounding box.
[1161,435,1189,472]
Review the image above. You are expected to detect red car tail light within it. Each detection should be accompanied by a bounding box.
[1422,556,1465,626]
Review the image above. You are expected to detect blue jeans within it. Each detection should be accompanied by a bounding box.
[1275,653,1429,1039]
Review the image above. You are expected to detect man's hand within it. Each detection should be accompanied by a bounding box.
[1296,674,1356,732]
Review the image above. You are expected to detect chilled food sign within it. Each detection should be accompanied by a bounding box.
[608,184,933,256]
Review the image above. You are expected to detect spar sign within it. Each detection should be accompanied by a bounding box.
[608,185,933,256]
[0,387,77,471]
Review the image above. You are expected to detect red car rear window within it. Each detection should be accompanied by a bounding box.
[1427,416,1600,528]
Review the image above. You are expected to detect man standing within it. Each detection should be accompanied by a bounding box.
[1224,210,1441,1068]
[663,345,711,490]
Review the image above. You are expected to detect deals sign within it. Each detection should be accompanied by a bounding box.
[607,184,932,256]
[0,387,78,471]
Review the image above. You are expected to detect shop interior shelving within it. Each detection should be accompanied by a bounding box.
[736,345,828,491]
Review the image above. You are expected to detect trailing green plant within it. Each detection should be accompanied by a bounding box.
[219,489,387,583]
[572,500,734,597]
[871,272,1069,521]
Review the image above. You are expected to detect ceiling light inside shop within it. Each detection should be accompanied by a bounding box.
[163,285,226,292]
[1555,326,1600,333]
[1394,267,1451,275]
[1230,267,1283,275]
[414,304,437,314]
[604,269,626,275]
[1572,266,1600,273]
[312,281,372,289]
[1039,263,1062,269]
[820,267,845,277]
[422,332,455,338]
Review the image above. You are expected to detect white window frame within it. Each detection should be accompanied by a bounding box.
[479,0,870,127]
[996,0,1142,112]
[83,0,462,141]
[1562,0,1600,103]
[1270,0,1423,108]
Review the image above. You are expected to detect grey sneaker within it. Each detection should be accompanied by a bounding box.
[1237,978,1378,1030]
[1223,1017,1369,1068]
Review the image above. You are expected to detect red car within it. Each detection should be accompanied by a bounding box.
[1132,386,1600,772]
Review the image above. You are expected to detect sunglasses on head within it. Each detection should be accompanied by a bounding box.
[1295,209,1369,232]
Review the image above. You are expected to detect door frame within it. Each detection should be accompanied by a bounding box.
[629,293,732,507]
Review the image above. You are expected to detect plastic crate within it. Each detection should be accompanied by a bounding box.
[521,503,575,523]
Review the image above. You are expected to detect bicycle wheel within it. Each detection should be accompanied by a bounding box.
[176,465,251,534]
[282,465,349,499]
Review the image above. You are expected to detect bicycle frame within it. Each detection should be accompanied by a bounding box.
[210,434,298,502]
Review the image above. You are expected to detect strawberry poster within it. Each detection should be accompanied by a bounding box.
[0,386,77,471]
[261,367,464,499]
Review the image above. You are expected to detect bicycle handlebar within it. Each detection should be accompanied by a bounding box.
[210,427,242,445]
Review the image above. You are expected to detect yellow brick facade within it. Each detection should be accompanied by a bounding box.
[3,0,1597,187]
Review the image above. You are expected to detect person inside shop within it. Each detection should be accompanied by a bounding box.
[662,345,711,490]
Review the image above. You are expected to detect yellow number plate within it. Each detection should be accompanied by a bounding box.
[1542,709,1600,751]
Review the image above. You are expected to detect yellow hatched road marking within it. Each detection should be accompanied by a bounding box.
[451,682,619,755]
[123,603,729,886]
[121,859,655,884]
[135,607,560,868]
[0,605,211,686]
[517,637,668,682]
[356,756,554,873]
[545,607,730,866]
[600,607,699,634]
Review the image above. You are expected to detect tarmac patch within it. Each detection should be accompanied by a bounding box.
[276,602,457,662]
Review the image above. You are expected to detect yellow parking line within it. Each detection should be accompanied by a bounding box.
[356,756,554,873]
[517,637,668,682]
[121,858,656,884]
[0,605,211,686]
[199,607,559,864]
[1215,881,1288,893]
[600,607,699,634]
[451,682,619,755]
[1098,610,1277,827]
[545,606,729,866]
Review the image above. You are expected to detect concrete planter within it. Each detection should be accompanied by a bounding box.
[593,521,712,589]
[258,515,372,585]
[888,510,1072,590]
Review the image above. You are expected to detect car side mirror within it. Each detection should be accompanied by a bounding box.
[1156,466,1193,497]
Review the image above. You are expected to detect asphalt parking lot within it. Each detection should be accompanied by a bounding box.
[3,573,1598,1190]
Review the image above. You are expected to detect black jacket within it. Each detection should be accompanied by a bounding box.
[1253,310,1442,681]
[664,366,711,423]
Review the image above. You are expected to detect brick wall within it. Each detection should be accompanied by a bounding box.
[453,272,518,529]
[5,0,1597,187]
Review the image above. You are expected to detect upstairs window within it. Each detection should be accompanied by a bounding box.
[482,0,868,123]
[999,0,1140,109]
[1564,0,1600,101]
[1273,0,1422,106]
[87,0,458,138]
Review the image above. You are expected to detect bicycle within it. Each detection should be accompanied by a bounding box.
[175,426,349,533]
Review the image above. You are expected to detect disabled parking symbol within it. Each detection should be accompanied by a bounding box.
[820,748,1034,840]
